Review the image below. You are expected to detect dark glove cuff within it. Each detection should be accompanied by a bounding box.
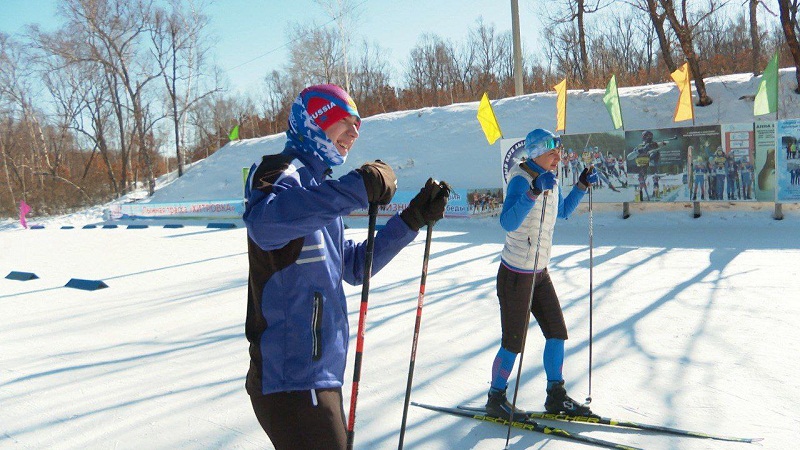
[400,206,425,232]
[531,187,543,196]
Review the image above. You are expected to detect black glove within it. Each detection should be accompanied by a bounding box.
[579,166,599,189]
[530,171,556,196]
[400,178,451,231]
[356,160,397,205]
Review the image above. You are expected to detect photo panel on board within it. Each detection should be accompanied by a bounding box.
[560,131,630,202]
[719,123,757,201]
[754,121,776,201]
[624,126,721,203]
[775,119,800,202]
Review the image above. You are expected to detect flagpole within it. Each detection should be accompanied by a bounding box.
[689,62,696,127]
[775,51,780,121]
[616,77,624,131]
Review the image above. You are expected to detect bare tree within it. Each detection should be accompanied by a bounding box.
[0,33,21,210]
[313,0,362,92]
[0,33,46,203]
[591,10,646,77]
[543,24,583,80]
[82,74,122,195]
[404,34,458,106]
[44,0,165,195]
[287,23,344,86]
[778,0,800,92]
[468,19,510,97]
[349,39,395,115]
[659,0,730,106]
[451,35,477,100]
[38,50,94,202]
[263,70,297,135]
[150,0,218,177]
[631,2,665,81]
[187,86,247,161]
[628,0,679,72]
[749,0,763,74]
[539,0,611,89]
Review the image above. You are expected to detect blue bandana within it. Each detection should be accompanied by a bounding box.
[286,85,360,167]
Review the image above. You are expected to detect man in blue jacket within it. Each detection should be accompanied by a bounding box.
[486,128,597,419]
[243,84,448,450]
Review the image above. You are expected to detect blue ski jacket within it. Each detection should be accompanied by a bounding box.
[243,144,417,396]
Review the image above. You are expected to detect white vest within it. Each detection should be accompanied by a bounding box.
[500,164,559,272]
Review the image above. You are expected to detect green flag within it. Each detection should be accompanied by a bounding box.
[754,52,779,116]
[228,124,240,141]
[242,167,250,197]
[602,74,624,129]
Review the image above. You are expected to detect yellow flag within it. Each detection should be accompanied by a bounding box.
[553,78,567,132]
[477,93,502,145]
[670,63,694,122]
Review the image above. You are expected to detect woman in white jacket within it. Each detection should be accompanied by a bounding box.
[485,128,598,419]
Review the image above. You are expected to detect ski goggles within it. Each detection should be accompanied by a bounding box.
[544,137,563,150]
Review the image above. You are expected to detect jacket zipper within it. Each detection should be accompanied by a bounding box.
[312,292,323,360]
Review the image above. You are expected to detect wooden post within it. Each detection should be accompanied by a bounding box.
[773,203,784,220]
[511,0,523,96]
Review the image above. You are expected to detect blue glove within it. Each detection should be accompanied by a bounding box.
[579,167,598,187]
[531,171,557,195]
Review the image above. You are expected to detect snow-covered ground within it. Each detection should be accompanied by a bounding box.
[3,72,800,449]
[3,204,799,449]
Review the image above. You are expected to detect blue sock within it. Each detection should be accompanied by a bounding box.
[543,338,565,389]
[490,346,517,392]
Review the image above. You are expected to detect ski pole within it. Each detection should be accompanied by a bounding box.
[398,181,449,449]
[346,202,379,450]
[505,190,549,450]
[397,221,435,450]
[586,182,594,404]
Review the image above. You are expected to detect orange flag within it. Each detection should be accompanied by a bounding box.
[553,78,567,132]
[670,63,694,122]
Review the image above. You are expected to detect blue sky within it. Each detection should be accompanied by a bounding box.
[0,0,543,94]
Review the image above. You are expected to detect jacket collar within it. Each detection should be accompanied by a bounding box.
[282,143,332,182]
[524,158,547,174]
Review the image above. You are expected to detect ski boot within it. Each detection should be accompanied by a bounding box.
[485,388,527,419]
[544,381,594,416]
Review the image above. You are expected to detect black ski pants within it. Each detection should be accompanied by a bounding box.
[496,265,568,353]
[250,387,347,450]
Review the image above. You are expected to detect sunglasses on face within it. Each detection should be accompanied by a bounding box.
[544,137,563,150]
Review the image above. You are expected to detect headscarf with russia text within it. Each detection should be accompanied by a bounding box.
[286,84,360,167]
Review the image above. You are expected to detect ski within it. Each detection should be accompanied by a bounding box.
[458,405,763,444]
[411,402,642,450]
